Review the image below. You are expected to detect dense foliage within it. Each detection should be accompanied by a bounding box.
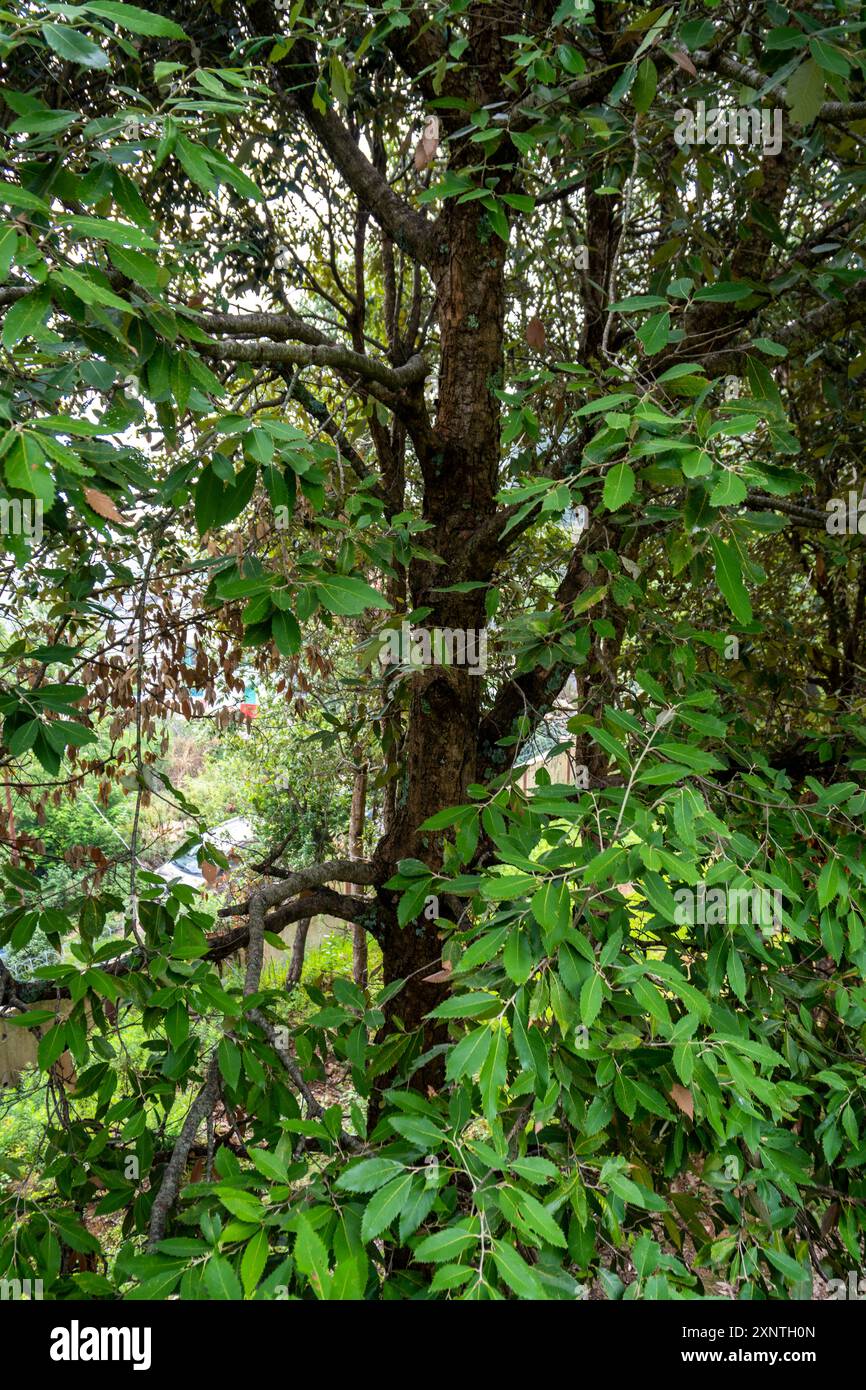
[1,0,865,1301]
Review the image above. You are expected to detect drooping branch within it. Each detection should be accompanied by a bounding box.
[147,1054,220,1251]
[194,334,427,394]
[221,858,379,918]
[693,49,866,122]
[245,14,437,270]
[147,858,370,1246]
[698,280,866,377]
[1,865,382,1005]
[211,888,379,953]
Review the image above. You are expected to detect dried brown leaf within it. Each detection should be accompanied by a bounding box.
[671,49,697,77]
[422,960,453,984]
[414,115,440,171]
[83,488,128,524]
[526,316,546,351]
[670,1083,694,1119]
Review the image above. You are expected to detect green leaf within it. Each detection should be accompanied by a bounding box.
[427,992,498,1020]
[808,37,849,78]
[42,22,110,69]
[2,287,51,348]
[203,1255,243,1301]
[62,215,159,250]
[636,311,670,355]
[633,1232,660,1278]
[510,1156,559,1183]
[607,297,668,314]
[107,244,162,290]
[271,609,301,657]
[360,1171,416,1243]
[37,1022,67,1070]
[218,1190,265,1223]
[786,59,825,126]
[294,1214,331,1299]
[751,337,787,358]
[484,199,510,243]
[579,972,603,1027]
[240,1229,269,1298]
[693,282,752,303]
[479,1022,509,1122]
[164,1001,188,1049]
[582,844,627,885]
[530,879,571,938]
[126,1268,182,1300]
[5,434,54,507]
[83,2,189,39]
[445,1025,492,1082]
[575,391,637,415]
[503,927,533,984]
[0,181,50,214]
[330,1252,367,1300]
[763,1245,810,1285]
[247,1148,288,1183]
[709,534,752,624]
[631,57,658,113]
[602,462,635,512]
[492,1240,546,1298]
[336,1157,406,1192]
[817,858,842,910]
[218,1036,241,1091]
[315,574,390,616]
[516,1190,567,1248]
[388,1115,444,1150]
[709,472,747,507]
[175,136,218,194]
[414,1224,478,1263]
[727,946,747,1003]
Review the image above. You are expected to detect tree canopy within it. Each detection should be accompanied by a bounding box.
[1,0,866,1302]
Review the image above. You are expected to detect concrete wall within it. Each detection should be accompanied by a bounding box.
[0,1000,76,1087]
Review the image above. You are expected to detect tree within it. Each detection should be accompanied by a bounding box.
[1,0,865,1300]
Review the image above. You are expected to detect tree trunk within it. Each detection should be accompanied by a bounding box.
[349,752,368,989]
[373,185,508,1102]
[286,917,310,988]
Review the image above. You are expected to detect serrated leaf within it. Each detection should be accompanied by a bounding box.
[42,22,110,69]
[446,1025,492,1082]
[492,1240,546,1298]
[294,1214,331,1299]
[2,287,52,349]
[602,462,636,512]
[203,1255,243,1301]
[360,1172,416,1243]
[709,472,747,507]
[240,1228,269,1297]
[579,972,603,1027]
[786,59,825,126]
[414,1224,478,1263]
[336,1157,406,1193]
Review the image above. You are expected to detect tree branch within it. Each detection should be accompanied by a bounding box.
[693,49,866,122]
[147,1054,220,1251]
[193,334,427,394]
[260,24,437,269]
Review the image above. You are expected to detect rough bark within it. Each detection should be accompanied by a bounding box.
[349,753,369,990]
[372,190,508,1102]
[286,916,311,988]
